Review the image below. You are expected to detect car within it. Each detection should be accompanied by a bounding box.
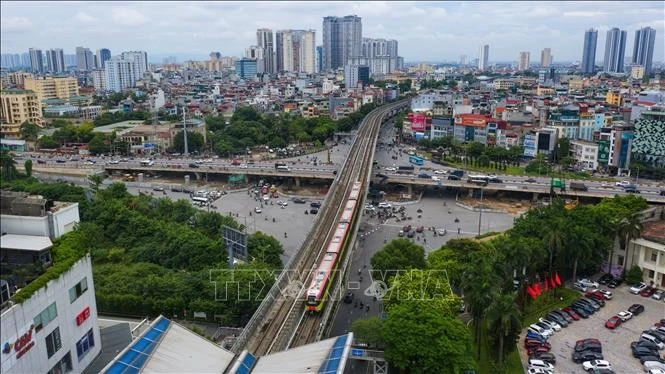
[640,356,665,365]
[616,180,632,187]
[293,197,307,204]
[488,177,504,183]
[597,289,613,300]
[108,159,120,164]
[188,163,199,168]
[646,329,665,343]
[536,320,559,333]
[571,301,594,315]
[277,200,288,207]
[415,225,424,233]
[406,231,415,238]
[561,307,581,320]
[640,333,665,349]
[550,309,573,324]
[585,291,606,303]
[617,311,633,321]
[431,175,441,181]
[578,278,600,289]
[527,359,554,371]
[403,225,412,232]
[447,175,461,180]
[377,202,391,209]
[417,173,431,179]
[528,345,552,355]
[575,339,602,353]
[653,289,665,300]
[433,169,447,174]
[529,352,556,365]
[578,298,601,310]
[376,173,388,178]
[309,208,319,215]
[641,286,658,297]
[574,282,588,292]
[310,202,322,208]
[436,228,447,236]
[625,185,641,193]
[152,186,165,192]
[632,340,660,352]
[525,339,552,349]
[582,360,612,371]
[644,361,665,372]
[525,177,538,183]
[598,273,614,285]
[573,350,604,363]
[526,332,547,342]
[629,303,645,315]
[528,324,553,338]
[544,312,569,327]
[254,207,262,213]
[384,166,396,171]
[526,368,552,374]
[56,159,67,163]
[84,160,96,165]
[605,315,622,329]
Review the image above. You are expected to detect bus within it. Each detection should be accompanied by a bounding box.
[467,174,489,186]
[191,196,209,206]
[140,159,154,166]
[409,155,424,166]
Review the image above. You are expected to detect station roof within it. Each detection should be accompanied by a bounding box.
[0,234,52,251]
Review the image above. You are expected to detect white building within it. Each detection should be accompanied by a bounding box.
[120,51,148,78]
[569,139,599,170]
[91,70,106,92]
[104,58,137,93]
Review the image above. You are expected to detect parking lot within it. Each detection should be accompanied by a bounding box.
[519,283,665,373]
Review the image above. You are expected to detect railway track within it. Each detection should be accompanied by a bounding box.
[243,100,408,356]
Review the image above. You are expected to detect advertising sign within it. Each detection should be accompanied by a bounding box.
[1,324,35,371]
[76,306,91,326]
[597,140,609,164]
[409,113,427,132]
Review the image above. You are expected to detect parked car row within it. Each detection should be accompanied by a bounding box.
[629,319,665,372]
[604,303,644,329]
[597,273,624,289]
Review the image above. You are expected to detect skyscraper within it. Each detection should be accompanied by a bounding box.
[277,30,316,74]
[322,15,362,71]
[518,52,530,71]
[603,27,627,73]
[275,30,284,72]
[96,48,112,69]
[105,58,137,92]
[316,45,323,73]
[245,45,265,74]
[29,48,44,73]
[478,44,489,71]
[76,47,95,71]
[581,28,598,74]
[120,51,148,78]
[540,48,552,67]
[45,50,57,73]
[632,26,656,75]
[256,28,274,74]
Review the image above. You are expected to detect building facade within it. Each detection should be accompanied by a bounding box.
[581,29,597,75]
[632,26,656,76]
[75,47,95,71]
[28,49,44,74]
[95,49,111,70]
[322,15,362,71]
[0,90,44,137]
[478,44,489,71]
[631,105,665,167]
[104,58,137,93]
[540,48,552,68]
[45,49,65,74]
[518,51,530,71]
[256,29,274,74]
[603,28,627,73]
[23,77,80,106]
[235,58,258,80]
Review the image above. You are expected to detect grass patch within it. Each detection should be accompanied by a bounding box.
[522,287,579,327]
[472,320,522,374]
[505,350,523,373]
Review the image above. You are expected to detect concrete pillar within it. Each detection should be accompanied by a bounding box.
[184,175,190,186]
[295,177,301,187]
[407,184,412,195]
[532,192,539,202]
[137,173,144,183]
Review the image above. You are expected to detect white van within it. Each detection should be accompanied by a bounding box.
[140,159,154,166]
[276,165,290,172]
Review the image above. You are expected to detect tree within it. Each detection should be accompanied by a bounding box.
[172,131,205,154]
[19,121,40,141]
[625,265,643,284]
[37,136,59,149]
[24,159,33,177]
[370,238,426,284]
[486,293,522,366]
[350,317,385,348]
[0,150,18,180]
[462,250,498,358]
[87,133,111,155]
[247,231,284,268]
[381,301,475,373]
[88,174,103,191]
[618,213,643,270]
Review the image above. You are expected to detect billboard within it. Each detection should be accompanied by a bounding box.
[454,114,487,127]
[523,134,537,157]
[223,225,248,267]
[408,113,428,132]
[597,140,610,164]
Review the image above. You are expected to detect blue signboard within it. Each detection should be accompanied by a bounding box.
[144,143,157,149]
[351,349,365,357]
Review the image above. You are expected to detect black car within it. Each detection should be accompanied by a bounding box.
[571,302,594,316]
[545,312,569,327]
[550,310,573,324]
[586,296,605,307]
[376,173,387,178]
[572,300,596,314]
[572,349,603,363]
[628,303,645,315]
[607,276,623,288]
[293,197,306,204]
[645,329,665,342]
[343,292,354,304]
[310,202,321,208]
[632,340,659,352]
[578,298,601,310]
[418,173,431,179]
[632,345,658,358]
[309,208,319,215]
[569,305,590,318]
[488,177,503,183]
[188,163,199,168]
[639,355,665,364]
[598,274,614,285]
[447,175,461,180]
[529,352,556,365]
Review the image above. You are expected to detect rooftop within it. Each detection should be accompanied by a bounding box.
[641,220,665,245]
[0,234,52,252]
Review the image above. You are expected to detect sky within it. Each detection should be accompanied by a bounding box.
[1,1,663,63]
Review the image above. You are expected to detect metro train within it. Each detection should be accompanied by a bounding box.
[305,181,363,312]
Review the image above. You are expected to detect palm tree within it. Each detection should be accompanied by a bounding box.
[618,213,643,270]
[0,150,18,180]
[486,293,522,367]
[462,252,497,358]
[544,224,565,275]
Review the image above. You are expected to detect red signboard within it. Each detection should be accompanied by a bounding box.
[2,324,35,366]
[408,113,428,132]
[76,306,91,326]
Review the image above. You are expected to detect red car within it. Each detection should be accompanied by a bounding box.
[561,307,581,321]
[605,315,622,329]
[640,286,656,297]
[525,339,551,349]
[528,345,552,355]
[585,291,605,301]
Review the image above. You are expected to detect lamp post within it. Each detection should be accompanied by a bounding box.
[477,186,484,236]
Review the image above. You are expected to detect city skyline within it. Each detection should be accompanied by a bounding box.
[1,1,663,63]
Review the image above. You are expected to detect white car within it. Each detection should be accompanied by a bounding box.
[538,318,562,332]
[527,368,552,374]
[617,310,633,321]
[378,202,392,209]
[108,160,120,164]
[645,361,665,372]
[578,278,600,289]
[616,180,632,187]
[277,201,288,207]
[598,289,613,300]
[431,176,441,181]
[647,368,665,374]
[384,167,396,171]
[527,359,554,372]
[582,360,612,371]
[528,324,552,338]
[254,207,262,213]
[573,282,588,292]
[433,169,447,174]
[630,282,648,294]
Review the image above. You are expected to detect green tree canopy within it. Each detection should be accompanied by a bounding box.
[370,238,426,283]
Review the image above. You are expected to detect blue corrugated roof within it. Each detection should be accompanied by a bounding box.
[236,352,257,374]
[318,335,347,374]
[104,317,171,374]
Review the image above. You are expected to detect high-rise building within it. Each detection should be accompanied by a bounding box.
[540,48,552,67]
[24,76,80,105]
[29,48,44,73]
[245,45,265,74]
[275,30,284,72]
[518,51,530,71]
[459,55,467,66]
[632,26,656,76]
[603,28,627,73]
[277,30,316,74]
[0,89,43,136]
[316,45,323,73]
[91,69,107,92]
[120,51,148,79]
[581,28,598,74]
[104,58,137,92]
[75,47,95,71]
[235,58,257,80]
[21,53,31,69]
[349,38,399,76]
[344,64,369,89]
[322,15,362,71]
[256,28,274,74]
[478,44,489,70]
[96,48,111,69]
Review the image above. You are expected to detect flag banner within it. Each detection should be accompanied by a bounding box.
[554,273,562,286]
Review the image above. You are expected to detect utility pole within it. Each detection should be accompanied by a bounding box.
[182,107,189,157]
[477,187,484,236]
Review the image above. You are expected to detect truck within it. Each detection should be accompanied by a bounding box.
[275,162,286,169]
[396,165,415,174]
[569,182,588,191]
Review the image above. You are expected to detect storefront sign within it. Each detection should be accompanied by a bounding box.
[1,324,35,369]
[76,306,91,326]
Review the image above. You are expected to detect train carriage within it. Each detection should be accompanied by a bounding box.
[348,181,363,201]
[340,200,358,224]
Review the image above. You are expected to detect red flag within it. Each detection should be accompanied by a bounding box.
[534,282,542,296]
[555,273,562,286]
[545,278,549,291]
[551,275,557,288]
[527,285,537,299]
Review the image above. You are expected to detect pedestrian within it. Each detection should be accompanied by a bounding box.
[457,227,461,234]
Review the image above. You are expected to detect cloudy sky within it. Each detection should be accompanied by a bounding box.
[1,1,663,63]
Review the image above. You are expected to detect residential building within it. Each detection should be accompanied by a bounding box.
[605,91,621,106]
[478,44,489,71]
[245,46,265,74]
[91,70,107,92]
[23,76,80,106]
[277,30,316,74]
[603,28,627,73]
[235,58,258,80]
[348,38,399,76]
[632,27,656,76]
[75,47,95,71]
[1,191,100,374]
[518,52,530,71]
[630,65,645,80]
[29,48,44,74]
[45,49,65,73]
[569,139,599,170]
[316,45,323,73]
[95,48,111,70]
[631,105,665,167]
[0,90,44,137]
[322,15,362,71]
[256,28,274,74]
[104,58,137,93]
[120,51,148,79]
[344,64,369,89]
[540,48,552,67]
[581,28,598,74]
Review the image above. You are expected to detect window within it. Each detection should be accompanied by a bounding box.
[48,351,73,374]
[648,269,655,278]
[75,329,95,361]
[45,327,62,359]
[69,277,88,303]
[617,255,625,267]
[651,252,658,262]
[34,302,58,332]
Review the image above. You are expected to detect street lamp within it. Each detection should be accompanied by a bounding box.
[477,186,484,236]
